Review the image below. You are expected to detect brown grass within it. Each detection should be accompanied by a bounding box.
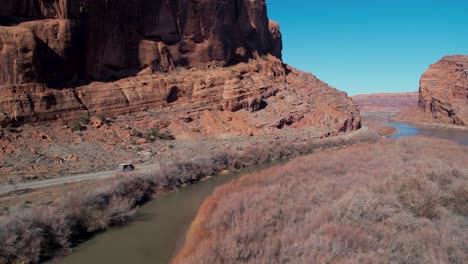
[0,128,380,263]
[174,136,468,264]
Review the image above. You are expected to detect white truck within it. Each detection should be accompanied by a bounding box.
[118,163,135,172]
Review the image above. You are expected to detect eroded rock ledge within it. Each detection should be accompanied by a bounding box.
[419,55,468,126]
[0,0,360,133]
[0,57,361,132]
[0,0,282,85]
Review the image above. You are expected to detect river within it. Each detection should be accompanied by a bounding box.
[57,162,284,264]
[387,122,468,145]
[58,123,467,264]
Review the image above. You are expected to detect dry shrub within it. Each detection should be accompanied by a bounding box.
[443,180,468,215]
[0,177,155,263]
[0,207,69,263]
[398,175,441,218]
[0,128,380,263]
[175,136,468,264]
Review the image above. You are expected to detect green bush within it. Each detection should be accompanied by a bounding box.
[78,112,91,125]
[69,120,85,132]
[131,129,143,138]
[148,128,175,141]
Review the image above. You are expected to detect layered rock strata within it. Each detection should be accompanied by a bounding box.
[419,55,468,126]
[0,0,282,85]
[0,57,361,132]
[0,0,360,132]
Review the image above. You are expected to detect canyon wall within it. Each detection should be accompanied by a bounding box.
[0,0,282,85]
[419,55,468,126]
[0,57,361,132]
[0,0,360,132]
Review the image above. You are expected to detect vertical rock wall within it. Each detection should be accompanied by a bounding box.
[0,0,283,86]
[419,55,468,126]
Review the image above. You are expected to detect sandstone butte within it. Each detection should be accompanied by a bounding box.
[0,0,361,133]
[418,55,468,126]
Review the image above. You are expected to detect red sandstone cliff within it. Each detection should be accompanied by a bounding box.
[0,56,361,132]
[0,0,360,133]
[419,55,468,126]
[0,0,282,85]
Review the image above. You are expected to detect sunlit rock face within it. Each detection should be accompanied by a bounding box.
[0,0,282,85]
[0,0,361,134]
[419,55,468,126]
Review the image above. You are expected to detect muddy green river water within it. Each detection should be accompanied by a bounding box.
[58,162,282,264]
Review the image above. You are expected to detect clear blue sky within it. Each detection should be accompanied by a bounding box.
[266,0,468,95]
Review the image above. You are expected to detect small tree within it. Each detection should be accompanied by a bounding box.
[69,120,85,131]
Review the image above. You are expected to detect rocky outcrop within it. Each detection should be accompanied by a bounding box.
[283,67,360,131]
[0,57,361,132]
[0,0,282,85]
[0,1,361,133]
[419,55,468,126]
[0,19,84,86]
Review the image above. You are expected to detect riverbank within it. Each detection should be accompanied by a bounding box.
[387,122,468,145]
[0,124,352,212]
[394,118,468,131]
[174,136,468,263]
[0,127,380,263]
[370,125,397,137]
[58,160,287,264]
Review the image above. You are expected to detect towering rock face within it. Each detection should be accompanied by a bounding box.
[419,55,468,126]
[0,1,361,133]
[0,0,282,85]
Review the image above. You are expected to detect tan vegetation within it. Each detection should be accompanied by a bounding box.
[373,125,397,137]
[174,137,468,264]
[0,128,379,263]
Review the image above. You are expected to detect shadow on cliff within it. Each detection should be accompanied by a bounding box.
[0,15,36,26]
[33,35,87,89]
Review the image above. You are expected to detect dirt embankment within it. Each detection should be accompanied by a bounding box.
[174,136,468,264]
[372,125,397,137]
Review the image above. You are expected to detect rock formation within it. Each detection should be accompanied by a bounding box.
[0,0,281,85]
[0,56,361,132]
[419,55,468,126]
[0,0,360,133]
